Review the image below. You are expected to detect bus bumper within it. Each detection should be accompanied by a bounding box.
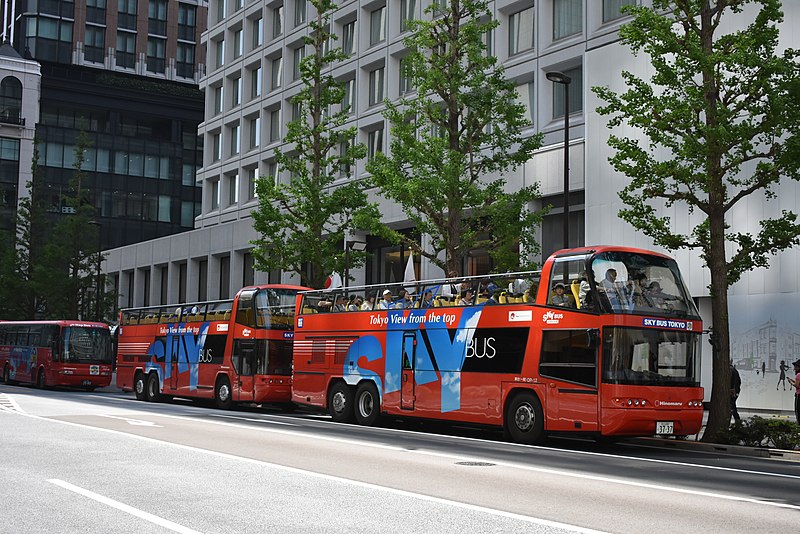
[601,407,703,437]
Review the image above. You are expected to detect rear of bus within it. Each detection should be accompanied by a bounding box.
[549,248,704,438]
[50,322,114,389]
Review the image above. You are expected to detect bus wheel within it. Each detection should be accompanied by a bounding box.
[328,382,354,423]
[36,368,47,389]
[145,373,163,403]
[215,377,233,410]
[134,373,147,401]
[505,392,544,445]
[354,382,380,426]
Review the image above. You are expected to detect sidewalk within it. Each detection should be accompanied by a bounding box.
[630,409,800,461]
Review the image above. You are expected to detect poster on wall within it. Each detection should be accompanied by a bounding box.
[728,293,800,413]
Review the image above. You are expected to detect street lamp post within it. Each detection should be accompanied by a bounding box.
[344,240,367,288]
[546,71,572,252]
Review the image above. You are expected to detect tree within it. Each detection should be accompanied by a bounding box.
[40,131,101,319]
[251,0,385,288]
[592,0,800,440]
[366,0,544,276]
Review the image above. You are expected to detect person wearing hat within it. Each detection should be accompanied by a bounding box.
[378,289,394,310]
[550,282,574,307]
[787,359,800,424]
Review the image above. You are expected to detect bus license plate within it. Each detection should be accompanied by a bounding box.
[81,380,92,386]
[656,421,674,435]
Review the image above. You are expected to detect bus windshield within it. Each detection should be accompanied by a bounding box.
[602,327,701,387]
[62,327,113,364]
[590,251,698,317]
[254,288,298,329]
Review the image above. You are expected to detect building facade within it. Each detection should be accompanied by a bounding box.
[102,1,800,410]
[0,0,209,250]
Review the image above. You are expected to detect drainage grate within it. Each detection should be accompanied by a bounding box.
[455,461,495,467]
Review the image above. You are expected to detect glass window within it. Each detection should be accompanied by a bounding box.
[342,78,355,113]
[368,67,384,106]
[341,21,355,56]
[233,29,243,58]
[246,168,257,200]
[368,127,383,160]
[399,57,412,95]
[211,179,220,209]
[515,81,534,124]
[250,66,262,98]
[292,46,305,80]
[553,66,583,118]
[400,0,415,32]
[370,6,385,46]
[228,173,239,205]
[231,76,241,107]
[540,330,596,387]
[178,3,197,40]
[212,133,221,161]
[253,16,263,48]
[294,0,306,27]
[269,108,281,141]
[603,0,636,22]
[271,56,283,89]
[216,39,225,68]
[182,164,196,186]
[249,116,260,148]
[273,6,283,38]
[554,0,582,40]
[214,85,224,114]
[509,6,534,55]
[230,123,240,155]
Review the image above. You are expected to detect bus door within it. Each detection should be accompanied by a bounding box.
[540,329,600,432]
[233,339,256,401]
[170,335,181,390]
[401,333,415,410]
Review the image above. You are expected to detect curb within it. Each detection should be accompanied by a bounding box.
[628,436,800,461]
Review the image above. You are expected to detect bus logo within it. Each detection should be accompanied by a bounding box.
[297,317,304,328]
[216,323,229,332]
[90,365,99,375]
[509,310,532,322]
[283,332,294,339]
[542,311,564,325]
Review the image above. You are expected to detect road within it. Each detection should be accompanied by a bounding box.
[1,384,798,533]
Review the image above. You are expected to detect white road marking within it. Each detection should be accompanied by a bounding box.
[209,414,297,426]
[98,414,163,427]
[47,479,203,534]
[0,393,24,413]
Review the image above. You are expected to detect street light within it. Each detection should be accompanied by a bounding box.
[344,240,367,288]
[88,220,102,321]
[546,71,571,253]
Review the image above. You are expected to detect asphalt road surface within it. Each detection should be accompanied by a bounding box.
[1,385,798,533]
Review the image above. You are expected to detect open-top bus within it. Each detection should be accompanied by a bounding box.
[0,320,113,390]
[116,284,309,409]
[292,246,704,444]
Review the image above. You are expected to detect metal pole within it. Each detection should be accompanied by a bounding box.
[563,81,570,251]
[96,225,101,321]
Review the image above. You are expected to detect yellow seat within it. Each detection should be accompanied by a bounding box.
[571,280,582,309]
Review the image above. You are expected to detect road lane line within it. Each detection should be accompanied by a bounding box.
[0,393,24,414]
[47,479,202,534]
[98,414,163,427]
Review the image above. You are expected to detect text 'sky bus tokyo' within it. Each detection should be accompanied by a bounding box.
[116,284,309,409]
[0,321,113,390]
[292,246,704,444]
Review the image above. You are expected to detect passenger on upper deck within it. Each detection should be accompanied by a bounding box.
[395,289,413,309]
[550,283,574,307]
[348,295,363,311]
[420,291,435,308]
[458,289,474,306]
[378,290,394,310]
[362,292,376,310]
[333,295,348,312]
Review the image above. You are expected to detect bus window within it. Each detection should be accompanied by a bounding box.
[539,330,597,387]
[236,289,257,327]
[63,326,113,364]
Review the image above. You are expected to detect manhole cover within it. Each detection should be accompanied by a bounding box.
[455,461,495,467]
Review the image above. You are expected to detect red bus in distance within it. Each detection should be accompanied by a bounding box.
[292,246,704,444]
[0,320,113,390]
[116,284,309,409]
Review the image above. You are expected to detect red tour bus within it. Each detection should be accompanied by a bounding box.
[116,284,310,409]
[292,246,704,444]
[0,320,113,390]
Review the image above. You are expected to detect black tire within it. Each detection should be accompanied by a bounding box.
[36,368,47,389]
[505,391,545,445]
[134,372,147,401]
[328,381,354,423]
[145,372,163,402]
[215,376,234,410]
[354,382,381,426]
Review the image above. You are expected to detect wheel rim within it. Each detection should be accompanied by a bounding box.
[358,391,374,418]
[332,391,347,415]
[218,383,230,402]
[514,402,534,432]
[148,378,156,397]
[135,378,144,395]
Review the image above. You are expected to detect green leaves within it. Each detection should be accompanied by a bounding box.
[367,0,544,275]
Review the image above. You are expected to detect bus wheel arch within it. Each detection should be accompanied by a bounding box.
[354,381,381,426]
[327,380,354,423]
[36,367,47,389]
[214,375,233,410]
[134,371,147,401]
[145,372,163,402]
[504,389,545,445]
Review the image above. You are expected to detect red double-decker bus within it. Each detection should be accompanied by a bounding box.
[116,284,309,409]
[292,246,704,444]
[0,320,113,390]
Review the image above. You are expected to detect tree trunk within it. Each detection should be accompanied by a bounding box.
[701,210,732,441]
